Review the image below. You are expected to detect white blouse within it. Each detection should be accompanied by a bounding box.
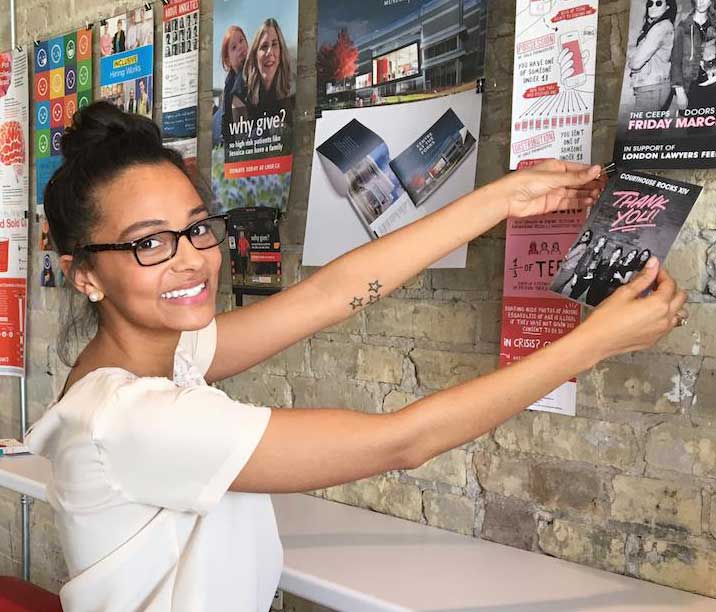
[26,320,282,611]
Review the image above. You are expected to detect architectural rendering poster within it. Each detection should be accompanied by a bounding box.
[510,0,599,169]
[0,49,29,376]
[99,7,154,117]
[211,0,299,212]
[304,0,487,268]
[499,208,586,416]
[34,28,93,209]
[614,0,716,168]
[162,0,200,166]
[551,170,701,306]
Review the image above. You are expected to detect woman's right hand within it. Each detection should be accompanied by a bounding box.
[580,258,686,360]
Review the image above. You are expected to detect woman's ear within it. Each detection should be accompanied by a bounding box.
[60,254,104,300]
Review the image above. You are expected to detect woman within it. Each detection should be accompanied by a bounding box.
[586,247,623,306]
[671,0,716,112]
[99,23,112,57]
[628,0,677,112]
[27,103,685,611]
[614,248,641,285]
[570,234,609,299]
[238,18,293,120]
[554,229,592,294]
[216,25,248,144]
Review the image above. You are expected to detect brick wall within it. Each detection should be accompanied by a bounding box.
[0,0,714,603]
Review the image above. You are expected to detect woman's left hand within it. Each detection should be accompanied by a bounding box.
[494,159,605,219]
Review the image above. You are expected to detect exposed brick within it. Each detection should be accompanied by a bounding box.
[494,412,640,470]
[645,423,716,479]
[538,519,626,574]
[423,490,475,536]
[407,449,468,488]
[611,475,702,533]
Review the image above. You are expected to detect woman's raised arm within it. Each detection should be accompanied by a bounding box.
[206,161,603,382]
[229,260,684,493]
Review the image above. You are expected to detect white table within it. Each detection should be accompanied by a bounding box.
[1,455,715,612]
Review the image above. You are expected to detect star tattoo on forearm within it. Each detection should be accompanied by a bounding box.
[349,296,364,310]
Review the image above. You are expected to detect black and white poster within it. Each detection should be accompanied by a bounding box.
[615,0,716,168]
[550,169,702,306]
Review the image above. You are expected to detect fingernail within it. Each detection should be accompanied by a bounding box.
[646,256,658,269]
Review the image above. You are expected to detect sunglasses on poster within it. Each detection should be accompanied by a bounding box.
[646,0,664,7]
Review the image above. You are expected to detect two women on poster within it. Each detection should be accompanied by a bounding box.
[215,17,294,144]
[616,0,716,166]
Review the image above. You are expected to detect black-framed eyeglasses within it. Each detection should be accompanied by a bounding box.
[79,214,229,267]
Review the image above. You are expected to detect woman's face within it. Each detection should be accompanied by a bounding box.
[610,249,622,265]
[695,0,711,13]
[625,249,637,264]
[81,162,221,335]
[639,250,651,262]
[647,0,668,20]
[596,236,607,250]
[257,26,281,86]
[228,30,247,72]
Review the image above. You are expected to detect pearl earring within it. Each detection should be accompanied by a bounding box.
[88,291,102,303]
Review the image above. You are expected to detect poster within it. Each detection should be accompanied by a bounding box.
[34,28,93,210]
[510,0,598,169]
[304,0,487,268]
[500,209,586,416]
[211,0,299,211]
[551,169,702,306]
[614,0,716,168]
[0,49,29,376]
[99,7,154,118]
[227,207,281,297]
[162,0,200,166]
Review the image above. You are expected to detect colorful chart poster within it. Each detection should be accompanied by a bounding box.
[211,0,299,211]
[34,28,93,210]
[162,0,200,166]
[500,208,586,416]
[304,0,487,268]
[551,170,702,306]
[510,0,599,169]
[99,7,154,118]
[614,0,716,169]
[0,49,29,376]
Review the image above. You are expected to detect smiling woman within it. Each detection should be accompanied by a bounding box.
[25,101,686,611]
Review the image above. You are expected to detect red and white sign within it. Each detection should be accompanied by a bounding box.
[500,210,586,415]
[0,49,29,376]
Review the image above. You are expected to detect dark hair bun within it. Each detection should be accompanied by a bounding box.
[61,100,162,161]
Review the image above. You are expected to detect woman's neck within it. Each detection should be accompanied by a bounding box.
[695,10,709,26]
[86,323,180,379]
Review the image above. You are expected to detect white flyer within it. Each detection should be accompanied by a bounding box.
[510,0,599,169]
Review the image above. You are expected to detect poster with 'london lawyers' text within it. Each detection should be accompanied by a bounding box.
[99,7,154,118]
[162,0,200,166]
[211,0,298,212]
[0,49,29,376]
[303,0,487,268]
[499,207,586,416]
[615,0,716,168]
[510,0,598,169]
[34,28,93,210]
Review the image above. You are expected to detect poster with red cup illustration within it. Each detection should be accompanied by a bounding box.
[499,206,587,416]
[0,49,29,376]
[510,0,599,169]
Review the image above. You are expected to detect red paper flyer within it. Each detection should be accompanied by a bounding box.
[500,209,586,415]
